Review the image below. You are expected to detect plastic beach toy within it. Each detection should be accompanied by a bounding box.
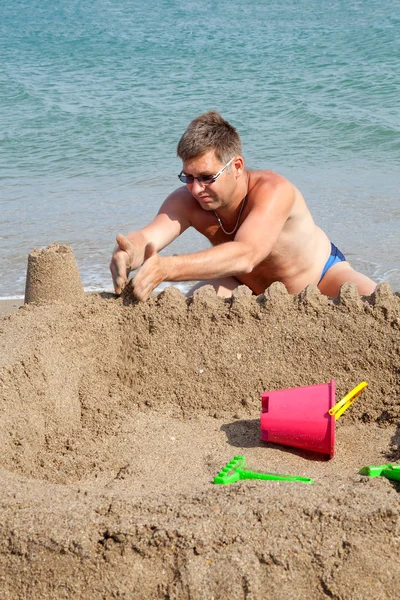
[328,381,368,420]
[260,381,367,458]
[359,464,400,482]
[213,455,313,485]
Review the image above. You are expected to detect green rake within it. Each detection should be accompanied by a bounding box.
[213,455,314,485]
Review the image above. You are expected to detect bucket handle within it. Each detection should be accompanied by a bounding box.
[328,381,368,420]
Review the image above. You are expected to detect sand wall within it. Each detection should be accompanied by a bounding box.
[0,284,399,598]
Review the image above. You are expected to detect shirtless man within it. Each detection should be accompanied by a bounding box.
[110,111,376,301]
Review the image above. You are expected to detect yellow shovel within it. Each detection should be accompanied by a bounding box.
[328,381,368,420]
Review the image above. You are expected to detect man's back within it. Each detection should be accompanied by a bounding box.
[175,168,332,294]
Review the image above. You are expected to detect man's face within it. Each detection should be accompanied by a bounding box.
[181,150,236,210]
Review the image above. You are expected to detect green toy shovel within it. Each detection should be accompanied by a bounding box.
[359,464,400,482]
[213,455,314,485]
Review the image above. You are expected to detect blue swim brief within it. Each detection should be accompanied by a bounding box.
[318,243,346,283]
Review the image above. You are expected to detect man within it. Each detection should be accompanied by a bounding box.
[110,111,376,301]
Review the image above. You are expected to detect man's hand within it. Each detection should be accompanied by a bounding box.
[132,243,169,301]
[110,233,136,294]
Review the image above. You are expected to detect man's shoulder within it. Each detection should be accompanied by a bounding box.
[160,186,201,221]
[163,185,197,208]
[247,169,293,199]
[247,168,288,185]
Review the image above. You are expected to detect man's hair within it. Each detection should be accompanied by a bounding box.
[177,111,242,164]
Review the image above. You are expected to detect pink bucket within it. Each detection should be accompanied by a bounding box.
[260,380,336,457]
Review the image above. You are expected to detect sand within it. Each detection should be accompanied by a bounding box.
[24,244,84,304]
[0,299,24,318]
[0,246,400,599]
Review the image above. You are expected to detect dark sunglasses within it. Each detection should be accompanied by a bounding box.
[178,157,234,185]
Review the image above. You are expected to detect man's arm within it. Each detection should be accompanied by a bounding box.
[110,189,192,294]
[132,177,296,300]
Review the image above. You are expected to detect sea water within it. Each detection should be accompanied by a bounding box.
[1,0,399,297]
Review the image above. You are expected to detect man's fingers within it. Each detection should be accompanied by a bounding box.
[132,268,153,302]
[116,233,133,253]
[114,275,126,295]
[133,280,154,302]
[132,286,148,302]
[111,269,127,295]
[143,242,156,262]
[110,251,129,295]
[110,234,135,295]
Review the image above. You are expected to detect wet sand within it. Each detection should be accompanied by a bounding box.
[0,298,23,318]
[0,258,400,598]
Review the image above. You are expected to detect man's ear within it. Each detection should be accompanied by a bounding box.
[233,156,245,177]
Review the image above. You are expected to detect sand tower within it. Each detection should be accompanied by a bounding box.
[24,243,84,304]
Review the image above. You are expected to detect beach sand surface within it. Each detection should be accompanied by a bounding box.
[0,282,399,599]
[0,299,23,318]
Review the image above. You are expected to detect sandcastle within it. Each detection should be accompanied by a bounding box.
[1,257,399,598]
[24,243,84,304]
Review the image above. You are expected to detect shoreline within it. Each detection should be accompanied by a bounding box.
[0,298,24,318]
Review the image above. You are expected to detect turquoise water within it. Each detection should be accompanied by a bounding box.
[1,0,399,296]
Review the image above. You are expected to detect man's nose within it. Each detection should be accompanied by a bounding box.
[191,178,206,194]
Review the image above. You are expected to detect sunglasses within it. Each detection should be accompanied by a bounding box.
[178,157,234,185]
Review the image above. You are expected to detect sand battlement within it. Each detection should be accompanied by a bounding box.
[0,276,399,598]
[24,243,84,305]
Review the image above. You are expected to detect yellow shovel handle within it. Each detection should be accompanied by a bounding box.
[328,381,368,421]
